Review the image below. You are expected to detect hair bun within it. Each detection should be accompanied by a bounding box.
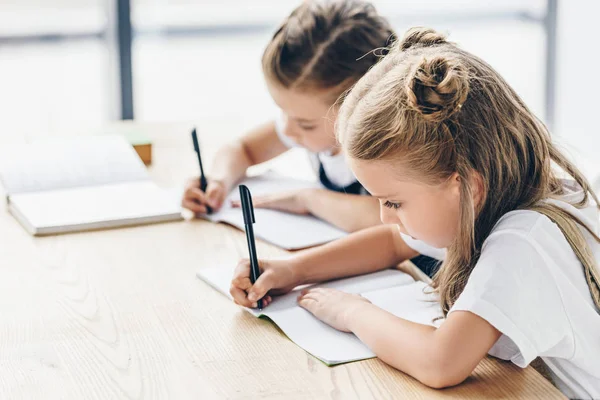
[398,27,447,51]
[405,55,469,123]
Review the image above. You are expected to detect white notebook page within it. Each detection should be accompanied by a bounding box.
[197,266,443,365]
[0,135,149,195]
[205,174,347,249]
[9,181,182,231]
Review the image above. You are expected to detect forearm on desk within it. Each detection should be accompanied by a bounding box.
[293,224,419,284]
[302,189,382,232]
[346,304,501,389]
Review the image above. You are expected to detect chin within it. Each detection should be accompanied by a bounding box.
[427,239,449,249]
[412,235,447,250]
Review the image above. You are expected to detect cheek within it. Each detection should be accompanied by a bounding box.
[429,194,461,246]
[304,127,336,151]
[402,194,460,248]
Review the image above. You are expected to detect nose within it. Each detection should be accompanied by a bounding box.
[379,204,401,225]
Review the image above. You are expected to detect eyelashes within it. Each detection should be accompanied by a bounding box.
[383,201,402,209]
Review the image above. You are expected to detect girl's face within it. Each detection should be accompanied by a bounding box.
[267,81,339,153]
[349,158,463,249]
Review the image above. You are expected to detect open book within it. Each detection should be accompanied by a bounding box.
[0,135,183,235]
[197,266,443,366]
[204,174,347,250]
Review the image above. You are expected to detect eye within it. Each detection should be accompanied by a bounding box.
[299,124,317,131]
[383,201,402,209]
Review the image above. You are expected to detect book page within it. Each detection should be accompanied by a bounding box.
[197,266,420,365]
[205,174,347,249]
[362,282,444,327]
[0,135,149,195]
[9,181,182,232]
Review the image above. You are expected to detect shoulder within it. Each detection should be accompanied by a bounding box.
[483,208,565,257]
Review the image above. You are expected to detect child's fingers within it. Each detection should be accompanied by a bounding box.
[188,188,208,204]
[260,296,272,307]
[305,287,328,295]
[184,177,200,190]
[231,276,253,291]
[231,259,274,307]
[252,195,279,209]
[232,259,251,280]
[230,285,254,307]
[298,290,320,302]
[297,297,317,312]
[182,199,207,214]
[231,195,275,209]
[205,182,225,209]
[247,271,275,302]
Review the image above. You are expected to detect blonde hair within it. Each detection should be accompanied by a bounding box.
[337,27,600,315]
[262,0,394,101]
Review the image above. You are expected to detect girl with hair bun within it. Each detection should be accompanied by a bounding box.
[230,27,600,398]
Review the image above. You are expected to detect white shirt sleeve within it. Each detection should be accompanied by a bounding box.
[450,227,574,367]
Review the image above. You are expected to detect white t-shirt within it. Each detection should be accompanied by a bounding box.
[402,182,600,399]
[275,114,357,188]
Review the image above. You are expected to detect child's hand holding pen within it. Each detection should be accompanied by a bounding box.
[229,258,300,309]
[181,178,227,215]
[182,128,228,215]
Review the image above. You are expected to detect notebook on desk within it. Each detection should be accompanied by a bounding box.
[197,266,443,366]
[204,174,347,250]
[0,135,183,235]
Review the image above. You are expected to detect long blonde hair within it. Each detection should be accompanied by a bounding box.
[337,27,600,315]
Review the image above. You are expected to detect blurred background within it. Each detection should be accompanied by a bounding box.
[0,0,598,176]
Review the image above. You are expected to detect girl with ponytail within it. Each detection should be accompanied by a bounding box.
[230,27,600,398]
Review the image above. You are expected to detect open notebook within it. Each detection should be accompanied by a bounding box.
[197,266,443,366]
[0,135,183,235]
[204,174,347,250]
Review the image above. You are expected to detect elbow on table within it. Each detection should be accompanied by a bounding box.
[412,352,473,390]
[418,368,468,390]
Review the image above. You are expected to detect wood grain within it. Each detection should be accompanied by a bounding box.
[0,122,565,399]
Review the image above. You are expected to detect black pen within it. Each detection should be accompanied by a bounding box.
[191,128,212,214]
[239,184,262,309]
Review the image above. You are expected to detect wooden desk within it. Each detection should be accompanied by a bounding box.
[0,123,565,399]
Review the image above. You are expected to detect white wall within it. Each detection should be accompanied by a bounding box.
[555,0,600,187]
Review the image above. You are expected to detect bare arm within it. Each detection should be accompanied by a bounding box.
[295,224,419,284]
[346,307,501,388]
[295,229,501,389]
[210,121,288,191]
[302,189,381,232]
[184,121,288,214]
[231,224,420,308]
[241,189,382,232]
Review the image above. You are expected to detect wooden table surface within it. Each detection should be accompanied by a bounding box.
[0,122,565,399]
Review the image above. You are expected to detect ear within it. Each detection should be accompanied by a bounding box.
[448,171,483,206]
[469,170,485,209]
[448,172,462,196]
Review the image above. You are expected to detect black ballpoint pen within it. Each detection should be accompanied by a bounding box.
[239,184,262,309]
[191,128,212,214]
